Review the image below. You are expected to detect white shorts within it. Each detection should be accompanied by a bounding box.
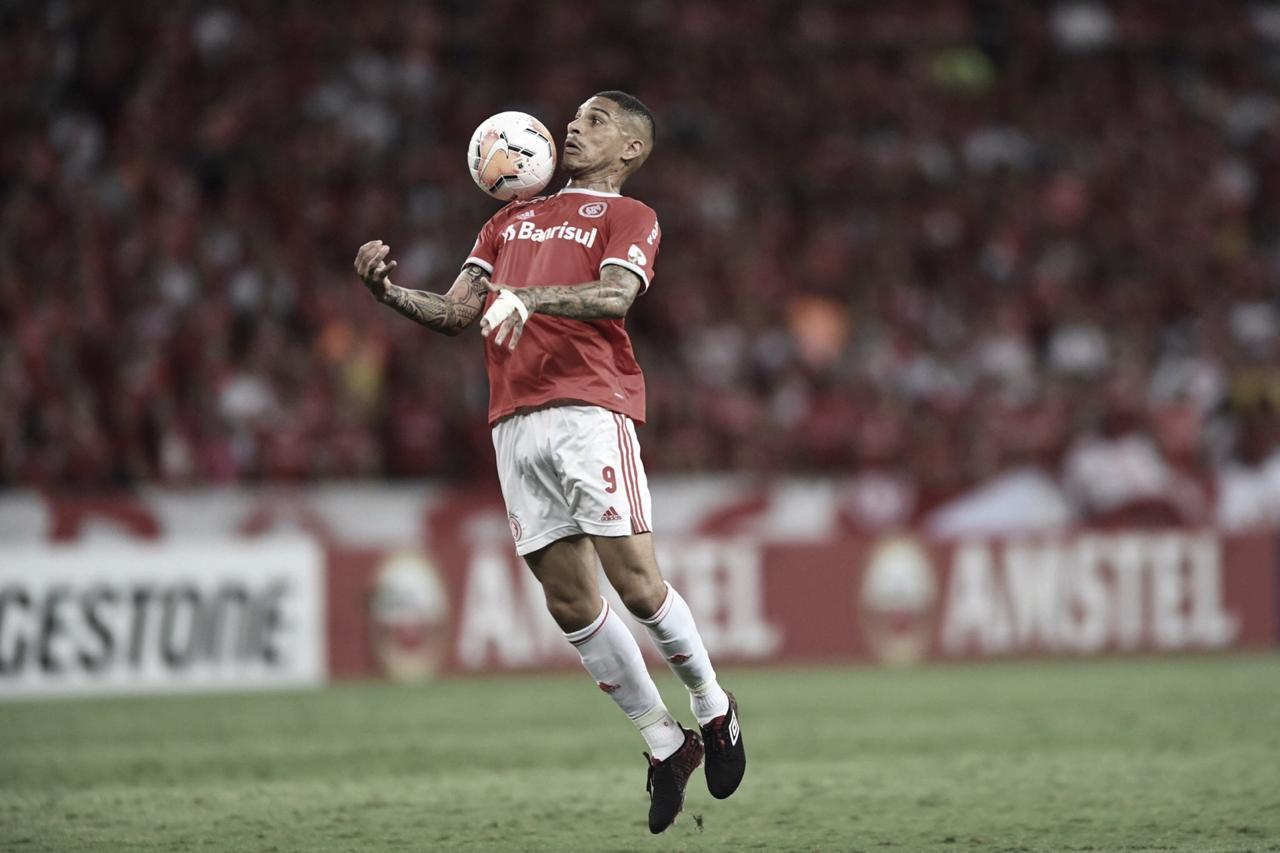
[492,405,653,555]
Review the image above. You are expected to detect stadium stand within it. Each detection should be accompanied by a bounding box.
[2,1,1278,528]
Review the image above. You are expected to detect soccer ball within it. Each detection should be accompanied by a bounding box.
[467,111,557,201]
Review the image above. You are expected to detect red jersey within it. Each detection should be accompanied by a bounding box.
[465,187,661,426]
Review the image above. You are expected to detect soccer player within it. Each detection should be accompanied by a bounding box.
[353,91,745,834]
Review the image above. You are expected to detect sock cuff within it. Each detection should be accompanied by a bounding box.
[636,581,675,626]
[632,704,673,728]
[564,598,610,646]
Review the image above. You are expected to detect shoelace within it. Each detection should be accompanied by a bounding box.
[704,716,730,752]
[644,737,698,796]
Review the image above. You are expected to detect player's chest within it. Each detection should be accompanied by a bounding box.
[495,203,609,259]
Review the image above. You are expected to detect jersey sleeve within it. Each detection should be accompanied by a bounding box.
[599,202,660,293]
[463,210,504,275]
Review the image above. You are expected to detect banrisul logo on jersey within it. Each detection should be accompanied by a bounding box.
[501,220,598,248]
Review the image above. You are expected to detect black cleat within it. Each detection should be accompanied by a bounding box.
[644,725,704,834]
[700,691,746,799]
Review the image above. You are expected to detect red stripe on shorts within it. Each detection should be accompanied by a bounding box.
[613,413,642,532]
[616,413,649,533]
[627,432,649,532]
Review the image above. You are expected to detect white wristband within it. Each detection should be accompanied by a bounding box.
[482,289,529,329]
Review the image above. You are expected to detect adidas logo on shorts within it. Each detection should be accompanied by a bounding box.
[600,506,623,522]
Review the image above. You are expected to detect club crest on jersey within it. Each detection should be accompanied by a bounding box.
[578,201,608,218]
[501,219,598,248]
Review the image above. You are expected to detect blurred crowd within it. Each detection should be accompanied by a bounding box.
[3,0,1280,529]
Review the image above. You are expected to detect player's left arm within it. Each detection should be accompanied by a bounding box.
[519,265,642,319]
[480,266,642,349]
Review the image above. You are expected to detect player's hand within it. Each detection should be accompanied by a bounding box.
[354,240,398,301]
[480,282,534,351]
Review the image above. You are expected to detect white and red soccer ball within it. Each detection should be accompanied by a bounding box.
[467,111,557,201]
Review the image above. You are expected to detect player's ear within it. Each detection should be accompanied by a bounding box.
[621,136,647,166]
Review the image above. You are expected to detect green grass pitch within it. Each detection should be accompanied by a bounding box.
[2,655,1279,852]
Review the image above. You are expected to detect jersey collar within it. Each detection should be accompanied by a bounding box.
[557,187,621,198]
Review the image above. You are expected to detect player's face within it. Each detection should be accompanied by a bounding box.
[563,97,633,175]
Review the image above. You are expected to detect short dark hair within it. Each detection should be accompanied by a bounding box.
[594,90,656,144]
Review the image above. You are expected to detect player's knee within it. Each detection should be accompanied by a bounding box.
[542,582,599,630]
[615,573,667,619]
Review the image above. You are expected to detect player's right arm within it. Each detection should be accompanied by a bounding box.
[354,240,489,336]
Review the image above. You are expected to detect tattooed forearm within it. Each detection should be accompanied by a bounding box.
[380,265,489,336]
[521,266,642,320]
[382,286,469,334]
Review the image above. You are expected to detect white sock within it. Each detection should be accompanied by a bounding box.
[565,598,686,760]
[637,582,730,725]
